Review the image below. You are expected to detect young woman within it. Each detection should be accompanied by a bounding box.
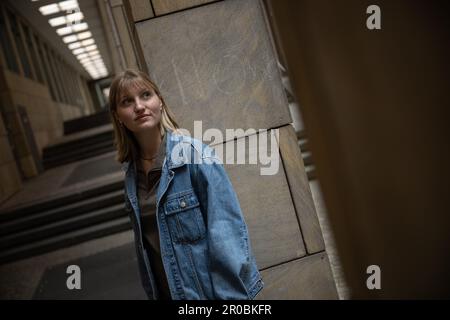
[108,69,263,300]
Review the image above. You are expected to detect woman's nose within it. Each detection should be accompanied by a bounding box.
[134,98,145,111]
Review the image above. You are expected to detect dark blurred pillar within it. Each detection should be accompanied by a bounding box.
[267,0,450,298]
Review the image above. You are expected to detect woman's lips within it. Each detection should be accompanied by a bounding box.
[135,114,151,121]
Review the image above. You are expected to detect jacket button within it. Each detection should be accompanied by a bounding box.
[180,200,186,208]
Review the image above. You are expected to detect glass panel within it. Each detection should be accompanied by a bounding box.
[0,8,18,72]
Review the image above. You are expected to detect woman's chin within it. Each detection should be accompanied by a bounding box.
[131,121,159,133]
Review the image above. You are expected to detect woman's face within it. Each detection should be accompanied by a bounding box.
[115,83,163,134]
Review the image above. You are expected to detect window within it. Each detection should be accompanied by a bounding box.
[35,36,57,101]
[43,44,63,102]
[23,23,44,83]
[53,56,69,104]
[7,9,33,79]
[0,7,18,72]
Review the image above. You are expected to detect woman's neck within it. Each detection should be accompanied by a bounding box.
[134,126,162,159]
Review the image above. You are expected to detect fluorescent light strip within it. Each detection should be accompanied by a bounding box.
[72,48,85,55]
[39,4,59,16]
[66,11,83,23]
[68,42,81,50]
[39,1,79,16]
[76,53,89,59]
[63,31,91,43]
[56,26,72,36]
[56,22,88,36]
[77,31,91,40]
[73,22,88,32]
[63,35,77,43]
[84,44,97,52]
[48,16,66,27]
[49,12,83,27]
[81,38,95,46]
[59,0,79,12]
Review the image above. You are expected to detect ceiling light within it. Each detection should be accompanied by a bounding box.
[39,4,59,16]
[81,38,94,46]
[77,31,91,40]
[48,16,66,27]
[59,0,79,12]
[62,34,77,43]
[68,42,81,49]
[72,22,88,32]
[57,23,88,36]
[84,44,97,52]
[76,53,89,59]
[56,26,72,36]
[66,12,83,24]
[72,48,85,55]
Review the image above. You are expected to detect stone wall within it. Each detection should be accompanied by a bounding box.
[129,0,338,299]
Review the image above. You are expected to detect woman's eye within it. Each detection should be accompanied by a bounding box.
[121,98,132,106]
[142,91,151,98]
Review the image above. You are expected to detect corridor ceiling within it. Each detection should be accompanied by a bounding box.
[9,0,111,80]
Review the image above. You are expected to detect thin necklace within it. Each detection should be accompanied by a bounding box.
[140,154,158,161]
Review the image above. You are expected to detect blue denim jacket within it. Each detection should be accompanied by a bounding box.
[122,130,264,299]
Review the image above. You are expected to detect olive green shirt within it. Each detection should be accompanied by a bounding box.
[135,132,171,299]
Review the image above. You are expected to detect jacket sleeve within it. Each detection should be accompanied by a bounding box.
[191,146,256,299]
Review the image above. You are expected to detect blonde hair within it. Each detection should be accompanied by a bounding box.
[108,69,180,163]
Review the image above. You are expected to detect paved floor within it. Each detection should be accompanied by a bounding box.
[33,241,146,300]
[0,229,136,299]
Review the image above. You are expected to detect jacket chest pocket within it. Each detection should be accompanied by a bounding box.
[164,190,206,244]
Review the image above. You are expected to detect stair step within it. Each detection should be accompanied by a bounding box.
[299,139,309,152]
[43,130,113,156]
[302,152,313,166]
[0,189,124,237]
[43,135,114,161]
[44,124,113,149]
[44,131,112,153]
[0,216,131,265]
[306,166,316,180]
[43,144,115,170]
[64,111,111,135]
[0,203,126,250]
[0,180,123,224]
[44,143,114,164]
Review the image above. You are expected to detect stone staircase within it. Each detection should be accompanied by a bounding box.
[0,112,129,265]
[0,180,130,265]
[42,125,115,170]
[297,129,315,180]
[278,61,316,180]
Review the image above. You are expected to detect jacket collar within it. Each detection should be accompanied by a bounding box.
[121,129,187,174]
